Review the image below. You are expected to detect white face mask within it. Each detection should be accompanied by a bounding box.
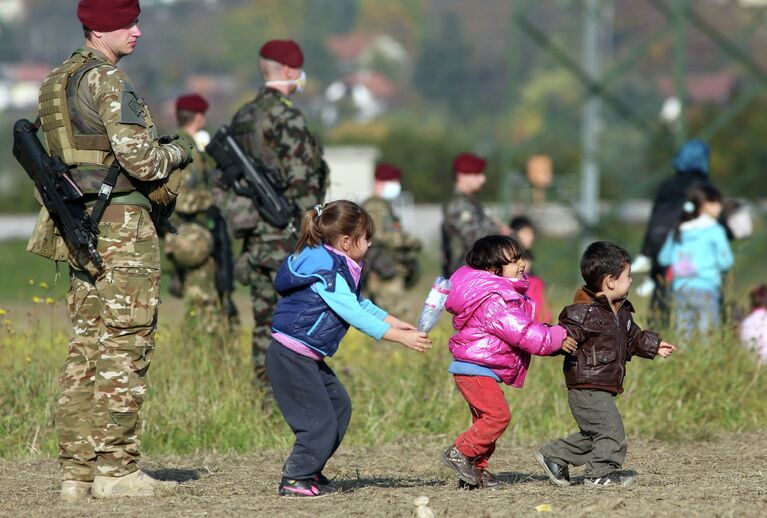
[265,69,307,94]
[380,181,402,200]
[193,129,210,151]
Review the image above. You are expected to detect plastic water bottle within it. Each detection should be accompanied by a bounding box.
[417,277,452,332]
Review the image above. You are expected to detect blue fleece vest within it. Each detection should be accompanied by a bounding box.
[271,247,359,357]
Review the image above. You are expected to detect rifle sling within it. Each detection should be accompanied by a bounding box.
[90,161,122,225]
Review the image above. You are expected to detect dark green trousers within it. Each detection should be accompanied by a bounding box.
[540,389,627,478]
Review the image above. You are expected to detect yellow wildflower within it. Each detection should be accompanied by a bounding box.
[0,308,7,316]
[39,281,49,289]
[28,279,35,285]
[26,356,32,363]
[3,319,11,326]
[32,296,42,303]
[45,297,55,305]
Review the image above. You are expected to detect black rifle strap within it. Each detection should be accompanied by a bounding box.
[90,161,122,224]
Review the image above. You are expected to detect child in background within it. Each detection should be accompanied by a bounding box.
[442,235,576,489]
[510,216,536,250]
[740,284,767,364]
[267,200,432,498]
[536,241,676,487]
[658,184,733,336]
[522,249,553,323]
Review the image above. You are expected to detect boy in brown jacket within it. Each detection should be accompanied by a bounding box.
[535,241,676,487]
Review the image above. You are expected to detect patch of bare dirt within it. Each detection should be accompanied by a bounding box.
[1,433,766,517]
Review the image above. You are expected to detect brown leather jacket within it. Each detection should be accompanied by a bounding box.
[558,287,661,394]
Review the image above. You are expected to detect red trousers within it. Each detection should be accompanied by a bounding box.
[453,375,511,469]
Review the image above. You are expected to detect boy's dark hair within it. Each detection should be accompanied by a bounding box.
[466,235,524,276]
[510,215,535,233]
[750,284,767,310]
[580,241,632,292]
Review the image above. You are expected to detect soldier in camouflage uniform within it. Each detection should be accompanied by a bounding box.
[31,0,192,501]
[362,163,421,319]
[441,153,511,278]
[164,93,234,341]
[226,39,328,384]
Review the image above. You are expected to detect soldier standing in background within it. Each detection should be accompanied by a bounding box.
[32,0,193,500]
[165,93,235,342]
[361,163,422,318]
[228,39,329,385]
[441,153,510,278]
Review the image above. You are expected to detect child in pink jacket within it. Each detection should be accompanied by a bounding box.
[441,235,576,489]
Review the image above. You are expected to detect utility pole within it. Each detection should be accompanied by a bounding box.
[580,0,601,230]
[673,0,688,144]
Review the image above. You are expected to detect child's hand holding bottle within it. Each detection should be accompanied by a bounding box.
[383,315,432,352]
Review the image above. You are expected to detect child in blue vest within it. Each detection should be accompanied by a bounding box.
[267,200,432,498]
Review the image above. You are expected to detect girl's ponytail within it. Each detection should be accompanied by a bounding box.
[294,200,375,254]
[295,204,324,253]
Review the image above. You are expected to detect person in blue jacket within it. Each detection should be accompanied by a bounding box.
[658,184,734,338]
[266,200,432,498]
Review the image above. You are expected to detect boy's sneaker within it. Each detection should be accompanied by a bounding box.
[583,471,635,487]
[441,446,479,486]
[534,451,571,487]
[278,477,338,498]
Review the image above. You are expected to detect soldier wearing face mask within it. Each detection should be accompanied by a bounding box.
[361,163,422,318]
[226,39,329,386]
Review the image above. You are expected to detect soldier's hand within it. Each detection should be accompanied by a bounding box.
[158,134,179,145]
[175,135,196,168]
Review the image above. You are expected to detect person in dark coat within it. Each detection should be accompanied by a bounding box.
[635,140,717,326]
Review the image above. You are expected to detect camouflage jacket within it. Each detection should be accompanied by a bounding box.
[230,87,329,243]
[174,129,214,216]
[441,191,500,277]
[362,196,421,251]
[39,47,189,190]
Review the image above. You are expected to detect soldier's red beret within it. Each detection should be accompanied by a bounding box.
[175,93,209,114]
[78,0,141,32]
[259,40,304,68]
[374,163,402,181]
[452,152,486,174]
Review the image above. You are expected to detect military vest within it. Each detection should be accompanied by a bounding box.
[38,48,136,194]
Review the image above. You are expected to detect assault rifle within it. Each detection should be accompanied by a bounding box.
[12,118,103,270]
[206,125,296,229]
[208,205,239,319]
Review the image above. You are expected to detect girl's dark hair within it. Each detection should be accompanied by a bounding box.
[674,183,722,241]
[295,200,374,254]
[750,284,767,310]
[465,235,525,276]
[580,241,631,293]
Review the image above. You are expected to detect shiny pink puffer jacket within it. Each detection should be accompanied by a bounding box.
[446,266,566,387]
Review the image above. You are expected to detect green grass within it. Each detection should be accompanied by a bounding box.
[1,220,765,459]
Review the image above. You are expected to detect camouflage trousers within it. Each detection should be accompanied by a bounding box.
[57,205,160,482]
[365,270,413,321]
[180,256,232,342]
[249,266,277,383]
